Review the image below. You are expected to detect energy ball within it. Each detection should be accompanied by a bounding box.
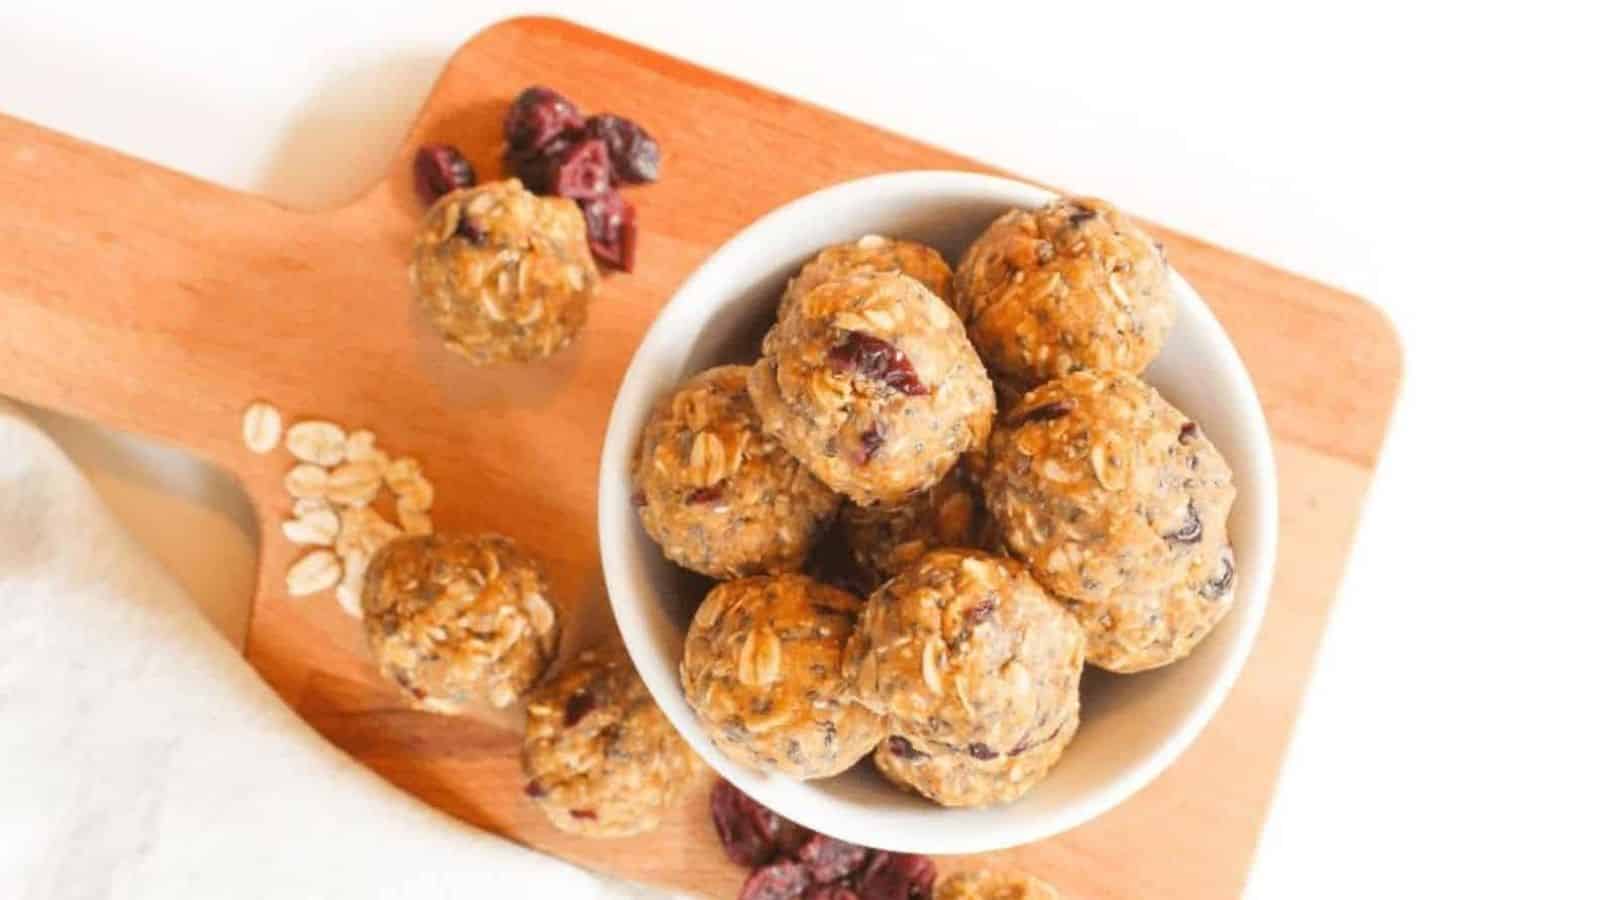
[632,365,840,578]
[749,272,995,506]
[840,466,988,583]
[777,234,954,320]
[843,549,1085,754]
[953,196,1174,387]
[522,648,701,838]
[680,574,884,779]
[935,869,1062,900]
[362,533,560,713]
[873,723,1074,809]
[982,372,1237,673]
[410,179,599,364]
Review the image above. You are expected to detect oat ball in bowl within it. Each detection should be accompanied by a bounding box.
[600,171,1277,853]
[749,272,995,506]
[680,574,884,779]
[632,365,840,578]
[953,196,1174,387]
[410,178,599,364]
[362,532,561,713]
[522,648,701,837]
[873,703,1077,809]
[983,372,1237,673]
[844,549,1084,755]
[776,234,954,321]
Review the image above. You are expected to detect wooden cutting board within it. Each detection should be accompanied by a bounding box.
[0,17,1401,899]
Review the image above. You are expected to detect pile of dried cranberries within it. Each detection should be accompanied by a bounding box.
[502,85,658,272]
[711,779,936,900]
[410,84,659,273]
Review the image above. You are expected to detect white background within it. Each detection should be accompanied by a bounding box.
[3,1,1596,896]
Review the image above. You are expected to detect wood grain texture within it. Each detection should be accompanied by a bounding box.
[0,17,1401,899]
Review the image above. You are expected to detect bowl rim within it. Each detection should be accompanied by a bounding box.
[599,169,1279,854]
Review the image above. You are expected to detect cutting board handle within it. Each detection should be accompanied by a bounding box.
[0,112,318,467]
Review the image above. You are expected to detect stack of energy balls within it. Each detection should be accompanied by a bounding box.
[633,197,1238,808]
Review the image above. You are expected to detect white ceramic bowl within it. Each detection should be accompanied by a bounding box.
[599,171,1277,854]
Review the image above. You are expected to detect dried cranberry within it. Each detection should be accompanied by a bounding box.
[854,423,886,466]
[580,190,638,272]
[964,597,996,627]
[1178,421,1198,444]
[793,833,870,884]
[826,332,928,396]
[563,690,596,727]
[968,742,998,761]
[712,779,785,868]
[526,137,609,201]
[1202,546,1235,600]
[630,490,648,507]
[856,851,935,900]
[523,780,546,799]
[1163,501,1203,545]
[1009,722,1065,757]
[885,736,928,762]
[740,861,812,900]
[454,216,487,245]
[585,113,662,183]
[1013,399,1074,425]
[413,143,476,206]
[805,887,860,900]
[570,809,598,820]
[504,86,584,153]
[687,485,724,505]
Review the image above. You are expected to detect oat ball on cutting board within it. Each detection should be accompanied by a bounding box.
[680,574,884,779]
[748,272,995,506]
[983,371,1237,673]
[522,648,701,838]
[362,533,560,713]
[935,869,1062,900]
[953,196,1174,387]
[632,365,841,578]
[843,549,1085,754]
[776,234,954,320]
[874,718,1075,808]
[409,179,599,364]
[840,465,990,584]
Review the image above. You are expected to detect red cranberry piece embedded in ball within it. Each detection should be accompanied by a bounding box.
[413,143,476,207]
[504,86,584,153]
[826,332,928,396]
[563,690,596,727]
[579,190,638,272]
[584,113,662,183]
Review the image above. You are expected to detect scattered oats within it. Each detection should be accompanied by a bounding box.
[327,460,383,506]
[285,420,347,466]
[286,549,340,597]
[392,471,434,511]
[385,456,422,489]
[397,499,433,535]
[344,429,380,462]
[292,497,330,518]
[282,507,339,546]
[241,401,282,454]
[284,464,329,499]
